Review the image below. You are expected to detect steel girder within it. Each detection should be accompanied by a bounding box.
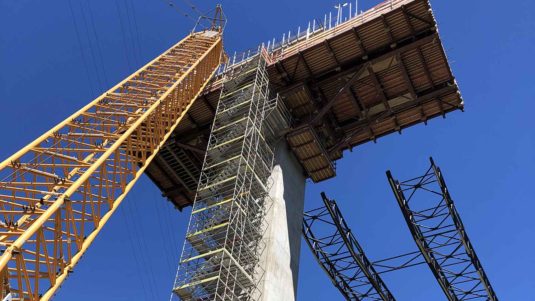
[0,31,223,300]
[387,158,498,301]
[302,192,395,301]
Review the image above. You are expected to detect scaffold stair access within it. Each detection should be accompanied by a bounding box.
[0,29,223,300]
[173,51,283,301]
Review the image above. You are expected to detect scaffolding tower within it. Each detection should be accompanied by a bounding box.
[173,52,277,300]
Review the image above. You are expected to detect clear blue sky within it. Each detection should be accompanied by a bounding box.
[0,0,533,300]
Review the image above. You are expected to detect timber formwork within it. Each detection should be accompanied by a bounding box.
[0,30,223,300]
[303,192,395,301]
[387,158,498,301]
[173,53,283,301]
[147,0,464,209]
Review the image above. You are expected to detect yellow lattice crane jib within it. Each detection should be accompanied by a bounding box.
[0,20,224,300]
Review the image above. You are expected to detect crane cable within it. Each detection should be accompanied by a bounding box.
[124,0,144,65]
[85,0,110,88]
[180,0,204,18]
[67,0,96,98]
[114,1,165,298]
[120,0,142,66]
[113,1,163,298]
[158,0,198,23]
[115,0,135,72]
[154,196,180,278]
[79,1,105,92]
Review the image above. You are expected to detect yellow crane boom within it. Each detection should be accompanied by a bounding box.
[0,28,223,300]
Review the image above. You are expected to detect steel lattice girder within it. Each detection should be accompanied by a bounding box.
[386,158,498,301]
[302,192,395,301]
[0,31,223,300]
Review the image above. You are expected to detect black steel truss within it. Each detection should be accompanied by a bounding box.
[387,158,498,301]
[371,251,424,275]
[302,192,395,301]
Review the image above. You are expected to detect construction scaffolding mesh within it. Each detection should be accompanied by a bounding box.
[172,52,281,301]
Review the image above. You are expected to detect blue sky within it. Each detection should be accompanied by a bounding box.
[0,0,534,300]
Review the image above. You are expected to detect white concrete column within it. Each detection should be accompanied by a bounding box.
[259,141,306,301]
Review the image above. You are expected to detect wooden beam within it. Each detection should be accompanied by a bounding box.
[154,156,192,193]
[404,10,434,26]
[381,15,395,47]
[279,33,438,96]
[332,85,458,152]
[299,52,314,77]
[323,40,340,65]
[347,87,364,118]
[175,141,206,155]
[417,47,435,88]
[186,112,200,128]
[401,5,416,36]
[367,65,391,112]
[202,96,215,114]
[396,53,418,99]
[352,27,368,58]
[309,63,370,126]
[275,61,291,84]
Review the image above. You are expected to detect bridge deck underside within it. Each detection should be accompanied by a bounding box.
[146,0,463,209]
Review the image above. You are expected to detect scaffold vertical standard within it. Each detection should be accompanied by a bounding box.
[173,52,278,300]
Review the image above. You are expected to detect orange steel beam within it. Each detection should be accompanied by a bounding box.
[0,30,223,300]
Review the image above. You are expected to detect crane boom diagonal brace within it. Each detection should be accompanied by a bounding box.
[0,30,223,301]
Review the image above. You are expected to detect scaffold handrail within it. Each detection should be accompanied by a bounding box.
[386,158,499,301]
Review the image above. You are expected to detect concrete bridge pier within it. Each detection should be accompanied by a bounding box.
[259,141,307,301]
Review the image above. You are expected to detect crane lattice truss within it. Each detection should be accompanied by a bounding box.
[173,53,279,300]
[302,192,395,301]
[0,30,223,300]
[387,158,498,301]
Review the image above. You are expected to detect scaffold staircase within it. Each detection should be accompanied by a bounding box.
[173,52,278,301]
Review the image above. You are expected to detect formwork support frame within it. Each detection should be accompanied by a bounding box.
[302,192,395,301]
[387,158,498,301]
